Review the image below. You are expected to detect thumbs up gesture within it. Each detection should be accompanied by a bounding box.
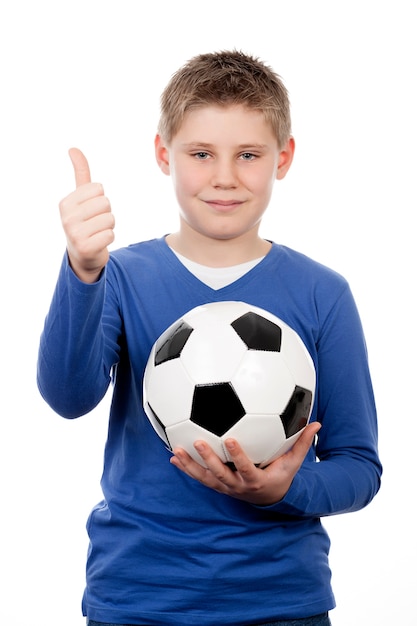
[59,148,115,283]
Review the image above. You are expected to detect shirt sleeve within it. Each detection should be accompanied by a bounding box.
[37,254,122,418]
[265,283,382,517]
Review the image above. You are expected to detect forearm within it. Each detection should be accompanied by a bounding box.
[37,255,112,418]
[267,447,382,518]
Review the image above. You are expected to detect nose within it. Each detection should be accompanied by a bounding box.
[211,157,238,189]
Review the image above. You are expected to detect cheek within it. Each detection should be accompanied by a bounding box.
[174,167,204,197]
[247,170,276,196]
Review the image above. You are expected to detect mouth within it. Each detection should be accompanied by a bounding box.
[204,199,244,211]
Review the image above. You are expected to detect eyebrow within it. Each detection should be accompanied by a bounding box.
[181,142,269,150]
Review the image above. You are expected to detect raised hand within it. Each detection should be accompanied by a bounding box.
[59,148,115,283]
[170,421,321,506]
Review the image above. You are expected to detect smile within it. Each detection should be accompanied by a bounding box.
[204,199,244,211]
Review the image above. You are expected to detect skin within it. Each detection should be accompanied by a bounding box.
[59,148,115,284]
[156,105,293,267]
[60,104,320,506]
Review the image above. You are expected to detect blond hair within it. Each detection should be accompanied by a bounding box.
[157,50,292,148]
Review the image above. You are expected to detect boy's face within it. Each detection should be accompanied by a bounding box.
[155,105,294,245]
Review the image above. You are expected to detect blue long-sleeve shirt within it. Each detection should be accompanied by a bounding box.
[37,238,382,625]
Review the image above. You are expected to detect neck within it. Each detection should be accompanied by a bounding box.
[166,230,271,268]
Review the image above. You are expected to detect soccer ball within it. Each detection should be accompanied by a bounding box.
[143,301,316,468]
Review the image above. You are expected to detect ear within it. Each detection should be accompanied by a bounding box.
[154,134,170,175]
[276,137,295,180]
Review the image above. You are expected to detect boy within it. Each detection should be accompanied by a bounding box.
[37,50,382,625]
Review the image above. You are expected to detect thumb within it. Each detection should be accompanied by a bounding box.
[68,147,91,188]
[294,421,321,458]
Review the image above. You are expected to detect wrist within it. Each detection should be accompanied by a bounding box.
[67,253,104,284]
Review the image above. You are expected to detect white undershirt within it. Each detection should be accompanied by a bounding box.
[172,250,264,290]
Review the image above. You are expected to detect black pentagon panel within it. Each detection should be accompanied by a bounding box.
[280,386,312,437]
[231,312,282,352]
[146,404,172,449]
[154,321,194,366]
[190,383,246,436]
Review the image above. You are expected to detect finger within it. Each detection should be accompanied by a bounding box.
[68,147,91,188]
[75,194,111,221]
[170,444,227,485]
[170,447,209,479]
[192,441,242,485]
[291,422,321,460]
[223,439,258,478]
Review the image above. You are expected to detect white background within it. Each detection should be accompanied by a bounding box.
[1,1,415,624]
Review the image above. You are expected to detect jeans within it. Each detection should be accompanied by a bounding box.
[87,612,331,626]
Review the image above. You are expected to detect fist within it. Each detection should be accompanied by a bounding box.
[59,148,115,283]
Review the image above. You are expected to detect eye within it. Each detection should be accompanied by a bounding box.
[193,151,210,160]
[240,152,256,161]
